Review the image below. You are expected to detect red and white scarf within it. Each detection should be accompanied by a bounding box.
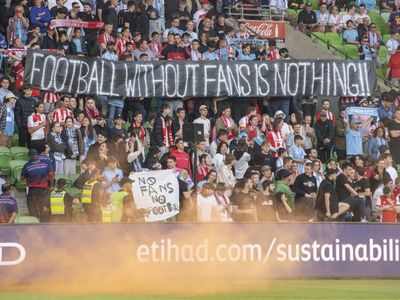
[248,126,260,141]
[161,116,173,147]
[84,106,100,121]
[133,121,146,141]
[221,115,236,140]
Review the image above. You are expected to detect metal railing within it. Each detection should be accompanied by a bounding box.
[225,4,287,21]
[310,32,398,90]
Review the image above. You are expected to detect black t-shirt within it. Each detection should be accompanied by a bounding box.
[252,151,274,170]
[388,120,400,162]
[354,178,371,206]
[298,10,317,25]
[315,179,338,213]
[335,173,351,201]
[232,191,254,222]
[215,23,229,37]
[293,173,317,199]
[255,193,275,222]
[110,127,128,140]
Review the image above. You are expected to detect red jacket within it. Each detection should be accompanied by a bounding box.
[170,148,192,178]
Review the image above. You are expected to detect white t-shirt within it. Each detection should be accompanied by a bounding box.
[27,113,46,141]
[386,166,398,182]
[197,194,218,222]
[193,117,211,146]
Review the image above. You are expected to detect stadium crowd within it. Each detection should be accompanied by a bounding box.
[0,0,399,224]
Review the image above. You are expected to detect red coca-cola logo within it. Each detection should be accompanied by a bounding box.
[243,21,285,39]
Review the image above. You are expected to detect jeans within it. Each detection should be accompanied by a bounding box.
[341,196,365,222]
[107,105,123,127]
[269,99,290,123]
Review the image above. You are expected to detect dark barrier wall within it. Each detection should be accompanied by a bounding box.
[0,224,399,285]
[24,50,377,98]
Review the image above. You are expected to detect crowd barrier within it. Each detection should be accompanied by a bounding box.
[0,223,399,285]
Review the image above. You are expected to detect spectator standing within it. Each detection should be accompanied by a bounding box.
[30,0,51,34]
[51,95,74,126]
[314,111,334,163]
[0,93,16,147]
[335,107,346,161]
[387,46,400,86]
[61,116,83,176]
[15,85,37,148]
[47,122,67,174]
[197,183,220,222]
[27,102,46,153]
[8,5,29,46]
[21,149,54,222]
[388,108,400,164]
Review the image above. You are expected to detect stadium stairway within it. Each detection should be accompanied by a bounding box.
[283,23,391,94]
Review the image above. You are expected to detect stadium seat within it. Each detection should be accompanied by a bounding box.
[368,12,390,35]
[69,174,80,185]
[9,160,27,185]
[0,155,11,176]
[311,32,328,47]
[11,134,19,147]
[310,0,319,10]
[14,214,40,224]
[14,165,27,190]
[10,146,29,160]
[381,12,391,23]
[382,34,391,44]
[0,146,11,158]
[343,44,359,59]
[379,46,388,65]
[55,174,73,188]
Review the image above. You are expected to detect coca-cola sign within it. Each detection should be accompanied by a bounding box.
[243,20,286,41]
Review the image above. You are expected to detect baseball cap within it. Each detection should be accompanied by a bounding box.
[114,113,123,120]
[199,104,208,111]
[28,148,39,157]
[4,93,16,100]
[261,165,271,172]
[274,110,286,119]
[305,1,312,6]
[56,178,67,187]
[276,169,291,181]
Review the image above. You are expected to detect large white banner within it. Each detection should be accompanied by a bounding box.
[130,170,180,222]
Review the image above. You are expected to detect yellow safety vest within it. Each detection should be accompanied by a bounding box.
[110,191,129,222]
[101,205,112,223]
[81,180,98,204]
[50,191,66,215]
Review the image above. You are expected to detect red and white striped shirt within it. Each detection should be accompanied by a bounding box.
[42,92,60,104]
[98,33,116,48]
[51,108,74,124]
[116,37,130,57]
[267,130,285,157]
